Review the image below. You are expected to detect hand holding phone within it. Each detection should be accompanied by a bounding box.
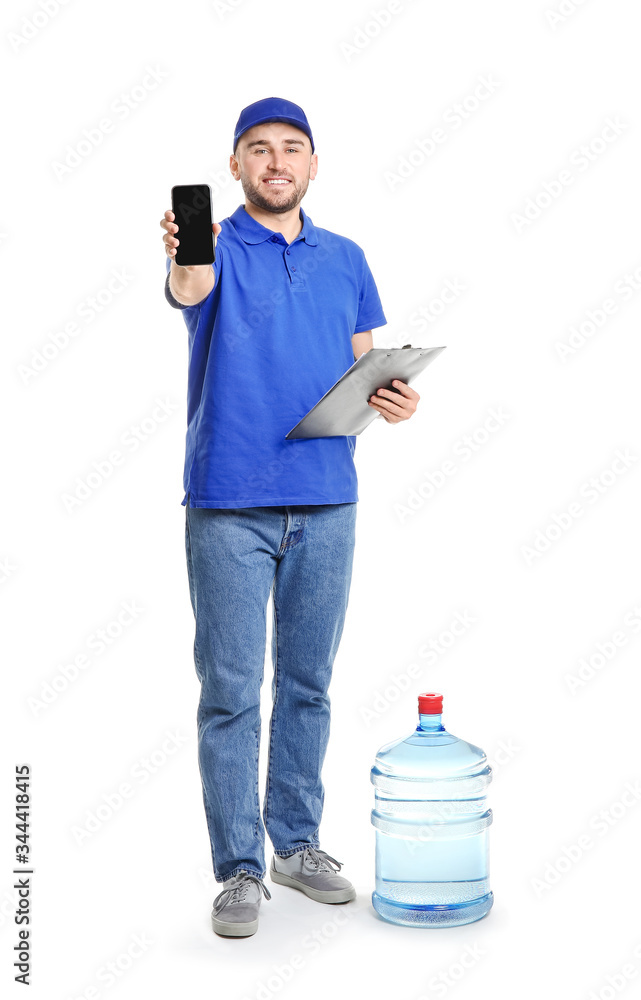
[166,184,218,267]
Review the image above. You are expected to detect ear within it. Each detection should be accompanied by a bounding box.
[229,152,241,180]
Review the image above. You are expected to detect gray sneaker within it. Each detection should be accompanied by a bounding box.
[270,847,356,903]
[211,870,271,937]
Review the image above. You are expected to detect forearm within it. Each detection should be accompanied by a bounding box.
[169,260,215,307]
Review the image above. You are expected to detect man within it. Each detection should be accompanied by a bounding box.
[160,97,419,937]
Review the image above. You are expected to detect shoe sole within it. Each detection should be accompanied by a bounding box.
[270,867,356,903]
[211,913,259,937]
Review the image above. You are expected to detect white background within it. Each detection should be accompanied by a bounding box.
[3,0,641,997]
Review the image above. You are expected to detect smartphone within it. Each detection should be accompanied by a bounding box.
[170,184,215,266]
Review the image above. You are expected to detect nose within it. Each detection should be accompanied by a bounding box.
[266,152,286,173]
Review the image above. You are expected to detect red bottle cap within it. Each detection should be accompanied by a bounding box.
[418,692,443,714]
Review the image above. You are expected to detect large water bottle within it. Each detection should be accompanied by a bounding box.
[370,692,493,927]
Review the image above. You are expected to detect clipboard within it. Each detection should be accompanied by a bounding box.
[285,345,446,439]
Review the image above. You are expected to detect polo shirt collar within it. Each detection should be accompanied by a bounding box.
[230,203,318,246]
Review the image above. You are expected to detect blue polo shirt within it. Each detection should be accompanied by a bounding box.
[164,203,387,508]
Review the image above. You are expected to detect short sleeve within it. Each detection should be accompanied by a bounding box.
[164,248,222,311]
[354,251,387,333]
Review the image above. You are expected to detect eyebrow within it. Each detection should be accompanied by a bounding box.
[245,138,306,148]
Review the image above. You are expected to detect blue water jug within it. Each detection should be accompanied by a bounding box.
[370,692,493,927]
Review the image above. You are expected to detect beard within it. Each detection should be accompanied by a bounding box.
[240,170,310,214]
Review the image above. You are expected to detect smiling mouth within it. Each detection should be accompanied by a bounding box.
[263,178,291,185]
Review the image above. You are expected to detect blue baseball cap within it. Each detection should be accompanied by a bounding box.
[233,97,315,154]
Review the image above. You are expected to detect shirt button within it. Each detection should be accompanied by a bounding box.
[271,235,278,241]
[291,267,297,271]
[286,249,291,255]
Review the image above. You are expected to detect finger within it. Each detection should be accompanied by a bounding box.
[370,386,413,408]
[367,400,401,424]
[367,394,407,417]
[387,380,418,398]
[164,235,179,257]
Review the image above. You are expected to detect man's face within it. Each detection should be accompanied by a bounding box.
[231,121,318,214]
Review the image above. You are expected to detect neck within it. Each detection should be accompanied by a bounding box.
[418,713,444,732]
[243,201,303,244]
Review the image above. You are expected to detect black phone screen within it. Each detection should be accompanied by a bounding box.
[171,184,215,267]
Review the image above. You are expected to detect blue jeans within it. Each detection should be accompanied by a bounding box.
[185,500,357,884]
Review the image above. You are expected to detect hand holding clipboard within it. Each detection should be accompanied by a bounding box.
[285,345,445,439]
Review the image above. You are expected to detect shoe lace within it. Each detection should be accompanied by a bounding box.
[302,847,343,874]
[213,871,271,911]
